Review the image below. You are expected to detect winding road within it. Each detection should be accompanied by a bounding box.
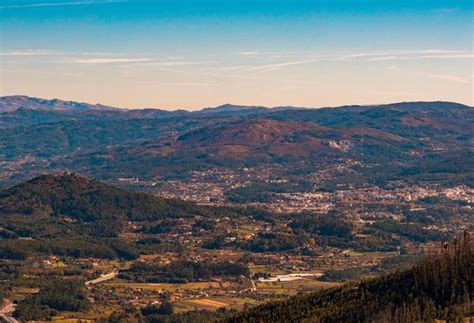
[0,299,19,323]
[85,269,119,286]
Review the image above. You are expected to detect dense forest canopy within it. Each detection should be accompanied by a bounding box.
[0,173,264,238]
[226,232,473,323]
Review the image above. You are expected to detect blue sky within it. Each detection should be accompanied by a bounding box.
[0,0,472,109]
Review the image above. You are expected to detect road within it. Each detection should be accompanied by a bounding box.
[85,269,119,286]
[250,278,257,291]
[0,299,19,323]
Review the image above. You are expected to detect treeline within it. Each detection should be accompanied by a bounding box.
[108,306,232,323]
[0,238,142,260]
[227,232,473,322]
[0,173,204,236]
[321,254,420,282]
[371,220,450,243]
[239,232,308,253]
[202,232,308,253]
[141,308,234,323]
[288,211,398,252]
[288,209,452,252]
[0,173,273,238]
[202,229,398,254]
[119,260,249,283]
[14,279,88,321]
[0,261,18,301]
[224,181,313,203]
[289,211,353,238]
[200,209,452,255]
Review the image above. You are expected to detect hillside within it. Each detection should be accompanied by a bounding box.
[227,232,473,323]
[50,110,470,183]
[0,173,235,237]
[0,97,472,189]
[168,118,412,167]
[177,119,339,160]
[0,173,266,262]
[42,117,413,182]
[270,101,473,140]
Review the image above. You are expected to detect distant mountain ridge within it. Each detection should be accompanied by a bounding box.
[199,103,268,114]
[0,95,472,188]
[0,95,119,112]
[3,95,470,114]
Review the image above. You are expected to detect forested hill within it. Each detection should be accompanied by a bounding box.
[227,232,473,323]
[0,173,247,237]
[0,172,195,220]
[1,98,472,189]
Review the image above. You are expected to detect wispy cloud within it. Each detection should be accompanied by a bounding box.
[428,74,469,84]
[0,0,126,9]
[368,55,400,61]
[235,49,473,73]
[239,49,473,62]
[337,49,472,61]
[68,58,153,64]
[0,50,60,56]
[242,60,315,73]
[239,51,311,59]
[239,51,262,56]
[139,61,215,68]
[419,53,474,59]
[368,53,474,61]
[1,50,215,71]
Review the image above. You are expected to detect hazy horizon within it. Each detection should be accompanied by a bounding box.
[1,0,473,110]
[2,93,474,111]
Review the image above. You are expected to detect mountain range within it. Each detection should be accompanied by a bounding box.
[0,96,472,321]
[0,95,118,113]
[0,96,472,190]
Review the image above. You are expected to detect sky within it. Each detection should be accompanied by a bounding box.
[0,0,473,110]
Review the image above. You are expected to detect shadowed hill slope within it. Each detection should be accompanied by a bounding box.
[0,173,250,237]
[227,232,473,323]
[0,98,472,187]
